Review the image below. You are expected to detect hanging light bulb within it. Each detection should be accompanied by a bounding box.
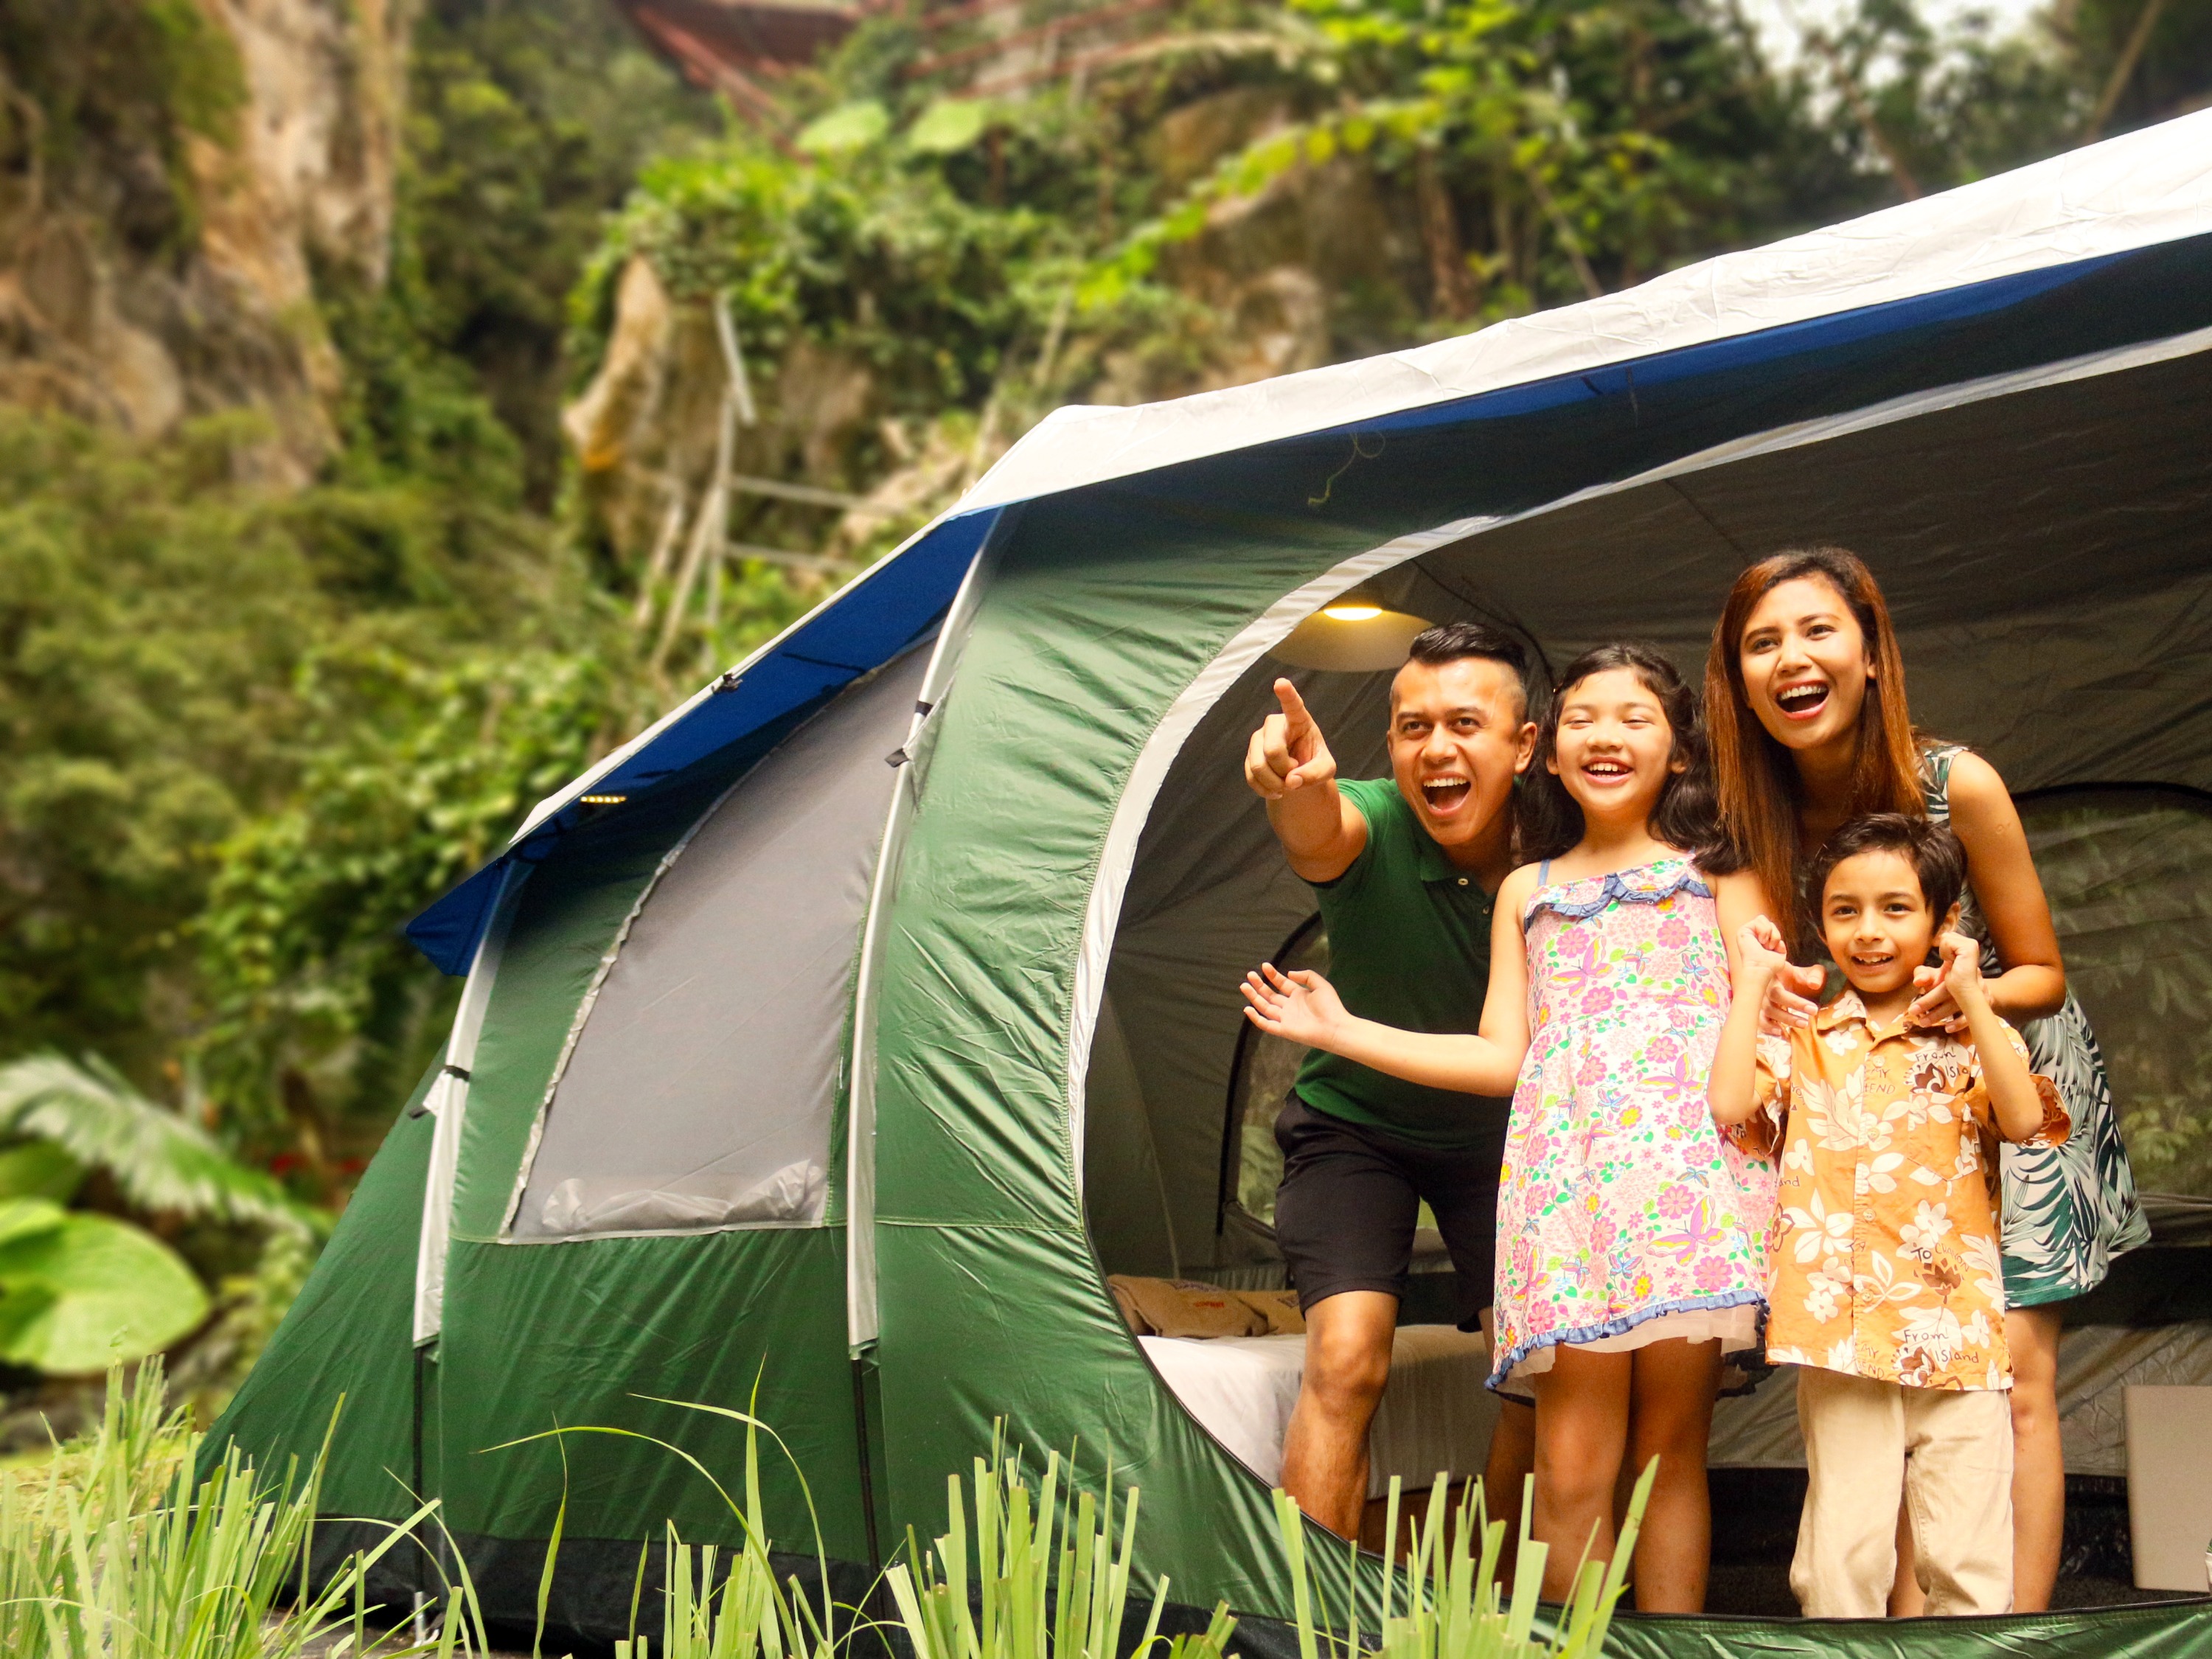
[1270,586,1433,672]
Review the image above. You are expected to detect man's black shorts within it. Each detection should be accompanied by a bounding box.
[1271,1091,1506,1330]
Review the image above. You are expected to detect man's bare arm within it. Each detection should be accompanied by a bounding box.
[1244,678,1366,882]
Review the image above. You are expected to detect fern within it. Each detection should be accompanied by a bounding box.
[0,1054,321,1237]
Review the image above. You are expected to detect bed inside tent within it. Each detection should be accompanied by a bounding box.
[1079,322,2212,1606]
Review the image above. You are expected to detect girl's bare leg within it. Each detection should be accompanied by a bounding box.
[1531,1349,1632,1601]
[1484,1396,1537,1593]
[1623,1338,1724,1612]
[2007,1305,2067,1612]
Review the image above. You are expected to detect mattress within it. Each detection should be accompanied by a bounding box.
[1140,1324,1499,1499]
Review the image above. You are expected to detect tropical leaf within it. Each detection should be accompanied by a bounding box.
[0,1197,209,1374]
[906,97,996,157]
[796,100,889,156]
[0,1141,86,1201]
[0,1054,321,1237]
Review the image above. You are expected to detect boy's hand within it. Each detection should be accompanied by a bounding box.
[1245,681,1337,801]
[1738,915,1820,1029]
[1935,929,1990,1012]
[1736,915,1790,981]
[1909,933,1983,1031]
[1241,962,1348,1048]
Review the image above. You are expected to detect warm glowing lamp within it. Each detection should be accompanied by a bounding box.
[1270,588,1431,672]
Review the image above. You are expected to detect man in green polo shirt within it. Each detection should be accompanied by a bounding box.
[1241,622,1535,1540]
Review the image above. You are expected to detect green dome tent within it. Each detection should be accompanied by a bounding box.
[211,108,2212,1655]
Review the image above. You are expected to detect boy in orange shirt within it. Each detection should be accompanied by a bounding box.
[1709,813,2068,1618]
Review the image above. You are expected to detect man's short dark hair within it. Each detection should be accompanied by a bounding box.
[1406,621,1528,678]
[1806,813,1967,922]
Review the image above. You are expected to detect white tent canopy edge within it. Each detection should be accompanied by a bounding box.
[964,107,2212,514]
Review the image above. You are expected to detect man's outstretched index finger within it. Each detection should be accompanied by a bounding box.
[1273,678,1314,736]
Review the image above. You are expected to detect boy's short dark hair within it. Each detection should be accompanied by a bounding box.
[1806,813,1967,922]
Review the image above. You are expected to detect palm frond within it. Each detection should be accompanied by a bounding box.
[0,1054,321,1237]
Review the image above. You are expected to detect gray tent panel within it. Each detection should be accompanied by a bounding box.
[511,647,930,1239]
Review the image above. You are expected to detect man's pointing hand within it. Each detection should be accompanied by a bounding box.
[1245,678,1338,801]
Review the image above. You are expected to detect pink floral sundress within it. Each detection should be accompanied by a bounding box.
[1489,856,1775,1394]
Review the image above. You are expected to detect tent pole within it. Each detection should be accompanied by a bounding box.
[849,1354,883,1574]
[411,1343,431,1643]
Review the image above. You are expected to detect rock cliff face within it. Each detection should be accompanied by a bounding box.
[0,0,411,481]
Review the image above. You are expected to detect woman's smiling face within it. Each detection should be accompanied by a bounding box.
[1736,575,1877,753]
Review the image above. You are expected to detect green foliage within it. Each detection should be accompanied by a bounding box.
[0,407,631,1158]
[0,1054,316,1237]
[1274,1464,1653,1659]
[0,0,246,264]
[1,1360,490,1658]
[886,1437,1220,1659]
[505,1394,841,1659]
[195,644,631,1152]
[801,100,895,156]
[403,0,723,499]
[0,1141,83,1203]
[580,140,1073,418]
[0,1197,206,1375]
[0,411,338,1077]
[0,1054,333,1377]
[1807,0,2212,194]
[1099,0,1847,316]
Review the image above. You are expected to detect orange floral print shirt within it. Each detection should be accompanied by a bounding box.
[1739,992,2069,1392]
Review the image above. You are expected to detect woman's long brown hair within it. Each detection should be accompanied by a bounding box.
[1703,546,1924,937]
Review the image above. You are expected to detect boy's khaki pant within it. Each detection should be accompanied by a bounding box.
[1791,1366,2014,1618]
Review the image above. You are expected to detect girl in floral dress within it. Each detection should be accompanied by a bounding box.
[1243,643,1779,1613]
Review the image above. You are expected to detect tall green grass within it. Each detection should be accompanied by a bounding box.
[884,1436,1237,1659]
[1273,1464,1656,1659]
[504,1397,842,1659]
[7,1366,1650,1659]
[1,1359,484,1659]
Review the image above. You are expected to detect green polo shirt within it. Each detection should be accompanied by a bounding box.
[1293,776,1507,1148]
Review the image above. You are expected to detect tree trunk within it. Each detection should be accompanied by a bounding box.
[1417,148,1475,321]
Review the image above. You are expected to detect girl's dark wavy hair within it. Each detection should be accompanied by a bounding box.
[1517,641,1739,867]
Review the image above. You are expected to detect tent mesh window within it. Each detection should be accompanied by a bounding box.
[2021,785,2212,1221]
[507,647,928,1239]
[1219,914,1328,1233]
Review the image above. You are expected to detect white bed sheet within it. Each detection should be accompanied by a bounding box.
[1141,1325,1499,1499]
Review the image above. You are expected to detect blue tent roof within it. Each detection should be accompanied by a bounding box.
[405,507,997,973]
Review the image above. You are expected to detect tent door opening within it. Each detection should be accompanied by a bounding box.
[1078,338,2212,1496]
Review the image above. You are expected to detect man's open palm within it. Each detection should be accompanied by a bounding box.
[1245,679,1338,800]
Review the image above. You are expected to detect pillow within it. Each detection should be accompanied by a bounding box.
[1107,1276,1267,1339]
[1229,1288,1306,1335]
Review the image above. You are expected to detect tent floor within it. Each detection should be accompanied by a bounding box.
[1701,1469,2143,1615]
[1359,1470,2147,1615]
